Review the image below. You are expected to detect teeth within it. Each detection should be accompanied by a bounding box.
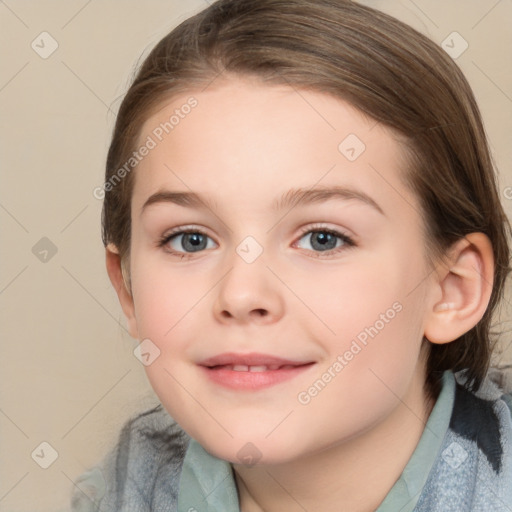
[224,364,297,372]
[248,365,267,372]
[230,365,272,372]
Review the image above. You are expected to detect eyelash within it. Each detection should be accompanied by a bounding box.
[294,224,356,258]
[157,225,356,258]
[157,228,214,260]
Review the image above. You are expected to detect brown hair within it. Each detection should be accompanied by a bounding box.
[102,0,511,395]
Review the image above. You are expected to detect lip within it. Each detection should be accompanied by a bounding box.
[198,352,315,391]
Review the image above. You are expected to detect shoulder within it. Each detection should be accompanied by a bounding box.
[452,368,512,423]
[415,373,512,511]
[449,379,511,475]
[71,405,190,512]
[502,393,512,415]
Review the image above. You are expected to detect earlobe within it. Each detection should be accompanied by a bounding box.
[424,233,494,344]
[105,244,139,339]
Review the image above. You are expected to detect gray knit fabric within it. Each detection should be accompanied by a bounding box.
[414,377,512,511]
[71,406,189,512]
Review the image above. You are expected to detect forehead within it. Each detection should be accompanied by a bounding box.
[132,78,418,221]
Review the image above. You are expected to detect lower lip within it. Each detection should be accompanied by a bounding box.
[199,364,314,390]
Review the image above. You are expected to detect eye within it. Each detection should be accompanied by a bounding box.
[160,230,216,253]
[295,229,354,253]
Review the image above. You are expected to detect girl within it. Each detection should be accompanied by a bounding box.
[72,1,512,510]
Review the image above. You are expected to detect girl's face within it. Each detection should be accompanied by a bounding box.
[125,78,436,464]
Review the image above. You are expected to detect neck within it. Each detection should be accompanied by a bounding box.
[233,371,436,512]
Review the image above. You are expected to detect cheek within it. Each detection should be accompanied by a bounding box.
[130,259,208,341]
[292,309,425,452]
[291,250,427,391]
[289,255,404,339]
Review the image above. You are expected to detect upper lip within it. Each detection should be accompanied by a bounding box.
[199,352,314,368]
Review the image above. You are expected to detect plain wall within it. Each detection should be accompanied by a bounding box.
[1,1,511,510]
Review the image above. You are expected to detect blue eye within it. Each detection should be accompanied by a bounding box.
[161,231,216,253]
[159,227,354,257]
[296,230,353,252]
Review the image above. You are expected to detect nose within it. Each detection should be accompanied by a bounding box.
[213,253,285,325]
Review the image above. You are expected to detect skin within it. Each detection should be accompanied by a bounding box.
[107,78,494,512]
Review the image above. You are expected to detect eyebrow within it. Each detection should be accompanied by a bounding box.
[141,186,384,216]
[141,191,217,214]
[273,186,385,216]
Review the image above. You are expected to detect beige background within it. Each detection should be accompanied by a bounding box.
[1,1,511,510]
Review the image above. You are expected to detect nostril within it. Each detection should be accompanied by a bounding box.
[218,308,270,320]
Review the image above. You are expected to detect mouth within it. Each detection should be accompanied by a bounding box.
[198,352,315,390]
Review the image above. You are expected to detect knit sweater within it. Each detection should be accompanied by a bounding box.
[71,371,512,511]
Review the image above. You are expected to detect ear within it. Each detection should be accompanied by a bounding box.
[105,244,139,339]
[424,233,494,344]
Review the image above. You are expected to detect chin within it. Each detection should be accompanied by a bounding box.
[196,429,307,467]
